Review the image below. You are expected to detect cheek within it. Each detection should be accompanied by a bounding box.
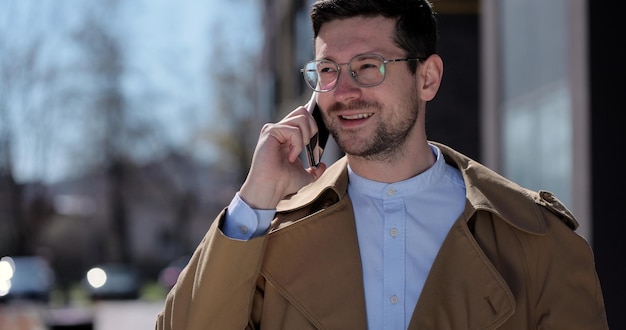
[316,96,332,116]
[380,73,419,103]
[385,66,418,89]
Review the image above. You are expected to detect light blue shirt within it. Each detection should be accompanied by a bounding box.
[224,144,466,330]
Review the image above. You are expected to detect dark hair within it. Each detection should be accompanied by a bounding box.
[310,0,438,72]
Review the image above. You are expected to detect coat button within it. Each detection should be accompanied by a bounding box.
[540,191,555,203]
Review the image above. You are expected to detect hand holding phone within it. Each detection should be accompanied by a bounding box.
[305,92,329,168]
[238,93,329,209]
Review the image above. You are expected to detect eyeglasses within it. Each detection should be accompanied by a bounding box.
[301,54,422,92]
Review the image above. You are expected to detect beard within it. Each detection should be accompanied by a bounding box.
[327,94,420,162]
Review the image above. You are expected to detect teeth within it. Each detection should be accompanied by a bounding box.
[341,113,373,120]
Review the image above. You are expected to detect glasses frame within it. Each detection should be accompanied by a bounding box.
[301,54,423,92]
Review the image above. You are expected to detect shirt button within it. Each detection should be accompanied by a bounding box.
[388,188,396,196]
[390,295,399,304]
[390,228,399,237]
[239,225,249,234]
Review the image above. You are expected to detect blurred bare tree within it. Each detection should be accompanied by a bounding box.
[203,14,262,184]
[71,0,205,264]
[0,1,263,292]
[72,0,134,264]
[0,3,62,256]
[1,0,194,266]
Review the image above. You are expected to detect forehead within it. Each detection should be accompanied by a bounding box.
[315,16,398,60]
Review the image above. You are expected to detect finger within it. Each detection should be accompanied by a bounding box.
[279,107,318,146]
[264,123,307,163]
[306,161,327,178]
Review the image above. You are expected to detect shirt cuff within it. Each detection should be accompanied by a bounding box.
[223,192,276,240]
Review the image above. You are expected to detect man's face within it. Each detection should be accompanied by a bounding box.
[315,16,422,162]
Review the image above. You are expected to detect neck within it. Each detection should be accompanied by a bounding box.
[347,139,435,183]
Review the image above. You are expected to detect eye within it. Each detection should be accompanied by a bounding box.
[353,57,382,73]
[318,62,338,74]
[359,62,380,70]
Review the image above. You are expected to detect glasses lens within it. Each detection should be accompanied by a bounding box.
[303,60,338,92]
[350,54,385,87]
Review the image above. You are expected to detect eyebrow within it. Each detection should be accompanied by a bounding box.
[316,51,390,63]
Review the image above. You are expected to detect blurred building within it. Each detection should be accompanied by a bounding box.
[259,0,623,328]
[0,153,239,288]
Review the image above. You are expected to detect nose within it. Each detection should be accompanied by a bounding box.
[333,65,361,102]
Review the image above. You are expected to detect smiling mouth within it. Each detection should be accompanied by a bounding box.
[341,113,374,120]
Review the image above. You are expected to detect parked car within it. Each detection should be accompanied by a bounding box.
[157,255,190,290]
[83,263,140,301]
[0,255,55,303]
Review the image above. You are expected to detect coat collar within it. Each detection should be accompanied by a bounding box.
[267,142,555,327]
[276,157,349,213]
[279,143,557,235]
[432,142,553,234]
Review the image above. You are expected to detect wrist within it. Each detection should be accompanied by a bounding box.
[239,180,283,210]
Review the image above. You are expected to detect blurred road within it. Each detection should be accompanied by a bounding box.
[0,300,165,330]
[94,300,164,330]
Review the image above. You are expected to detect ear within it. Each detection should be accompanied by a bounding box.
[418,54,443,102]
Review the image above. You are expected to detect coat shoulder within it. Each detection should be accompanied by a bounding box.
[533,190,579,230]
[433,142,579,233]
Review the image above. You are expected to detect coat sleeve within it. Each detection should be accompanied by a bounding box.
[156,209,267,330]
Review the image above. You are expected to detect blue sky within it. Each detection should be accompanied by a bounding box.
[0,0,263,183]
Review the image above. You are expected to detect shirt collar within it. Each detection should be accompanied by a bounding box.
[347,144,448,199]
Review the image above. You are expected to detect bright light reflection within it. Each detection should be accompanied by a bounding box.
[0,258,15,280]
[0,280,10,297]
[87,267,107,288]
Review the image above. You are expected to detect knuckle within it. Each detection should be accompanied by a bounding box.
[260,123,274,134]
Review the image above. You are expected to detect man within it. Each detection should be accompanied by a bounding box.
[157,0,608,329]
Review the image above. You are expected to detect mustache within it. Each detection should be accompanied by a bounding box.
[328,100,382,113]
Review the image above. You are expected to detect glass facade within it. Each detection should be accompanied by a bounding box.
[500,0,571,203]
[483,0,590,240]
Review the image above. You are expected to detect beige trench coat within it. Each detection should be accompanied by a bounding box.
[156,143,608,329]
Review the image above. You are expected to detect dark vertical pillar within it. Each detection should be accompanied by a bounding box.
[589,2,625,328]
[428,13,480,161]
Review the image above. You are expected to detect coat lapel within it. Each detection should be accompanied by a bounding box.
[261,196,368,329]
[409,212,515,329]
[262,150,523,329]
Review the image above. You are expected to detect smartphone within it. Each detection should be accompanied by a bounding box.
[305,92,329,168]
